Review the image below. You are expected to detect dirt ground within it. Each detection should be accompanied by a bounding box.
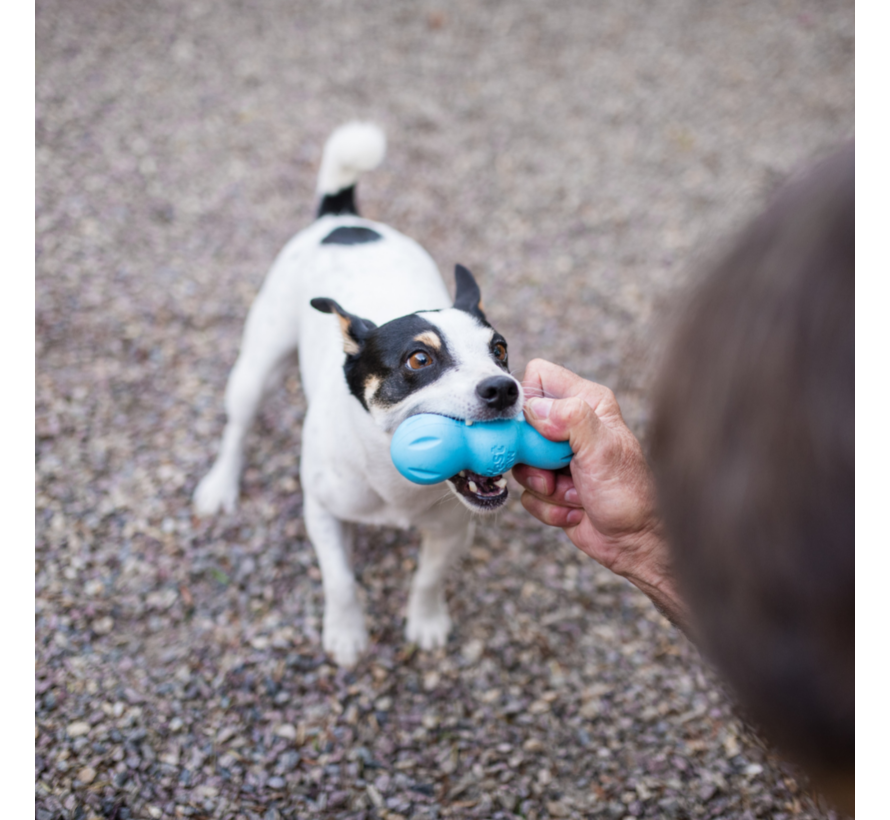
[36,1,854,818]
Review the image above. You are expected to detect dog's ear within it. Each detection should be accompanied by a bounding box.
[453,264,487,322]
[311,297,377,356]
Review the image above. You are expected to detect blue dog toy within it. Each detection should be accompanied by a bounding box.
[391,414,573,485]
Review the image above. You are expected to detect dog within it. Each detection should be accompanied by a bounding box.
[194,122,524,666]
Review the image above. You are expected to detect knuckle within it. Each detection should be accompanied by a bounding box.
[557,396,594,429]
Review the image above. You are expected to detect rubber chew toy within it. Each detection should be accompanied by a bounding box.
[391,413,573,485]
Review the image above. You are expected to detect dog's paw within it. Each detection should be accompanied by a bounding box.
[323,607,369,668]
[193,466,239,516]
[405,603,453,651]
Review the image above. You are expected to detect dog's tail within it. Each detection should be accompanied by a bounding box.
[316,122,386,218]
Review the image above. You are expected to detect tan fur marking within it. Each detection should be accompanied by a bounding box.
[337,314,360,355]
[413,331,442,349]
[364,375,381,405]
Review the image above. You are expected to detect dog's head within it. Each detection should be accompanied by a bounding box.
[311,265,522,512]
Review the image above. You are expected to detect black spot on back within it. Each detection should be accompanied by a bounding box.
[321,226,383,246]
[317,185,358,218]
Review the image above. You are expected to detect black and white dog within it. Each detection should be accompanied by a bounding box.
[194,123,524,666]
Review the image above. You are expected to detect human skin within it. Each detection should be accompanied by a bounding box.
[512,359,692,633]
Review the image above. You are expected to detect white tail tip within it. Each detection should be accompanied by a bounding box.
[316,122,387,196]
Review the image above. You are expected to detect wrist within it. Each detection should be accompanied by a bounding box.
[617,527,694,635]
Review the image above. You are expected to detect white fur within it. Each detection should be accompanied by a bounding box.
[194,125,521,667]
[316,122,386,196]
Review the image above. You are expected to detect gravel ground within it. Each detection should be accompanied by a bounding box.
[36,2,854,818]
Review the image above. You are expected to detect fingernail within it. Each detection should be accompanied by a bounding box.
[526,398,552,420]
[565,488,579,504]
[529,476,546,494]
[566,509,583,526]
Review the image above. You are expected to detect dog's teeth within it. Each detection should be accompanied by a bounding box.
[466,420,473,426]
[468,481,478,493]
[495,478,507,488]
[460,470,467,477]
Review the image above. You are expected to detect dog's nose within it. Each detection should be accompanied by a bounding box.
[476,376,519,411]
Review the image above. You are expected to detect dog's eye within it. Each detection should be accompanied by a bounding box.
[406,350,433,370]
[492,342,508,362]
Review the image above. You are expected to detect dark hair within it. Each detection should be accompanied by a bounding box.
[650,143,854,776]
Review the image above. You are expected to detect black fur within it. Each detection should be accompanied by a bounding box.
[321,226,383,246]
[453,264,490,327]
[310,298,378,350]
[345,314,455,411]
[317,185,359,218]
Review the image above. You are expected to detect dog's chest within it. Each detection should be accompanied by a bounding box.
[299,397,451,529]
[306,457,447,529]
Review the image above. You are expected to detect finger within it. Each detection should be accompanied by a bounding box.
[524,395,606,460]
[514,467,581,507]
[552,472,581,505]
[521,359,584,402]
[511,465,557,497]
[521,490,586,529]
[522,359,619,419]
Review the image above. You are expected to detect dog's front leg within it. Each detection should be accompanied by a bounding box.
[303,493,368,667]
[194,359,292,514]
[407,511,475,651]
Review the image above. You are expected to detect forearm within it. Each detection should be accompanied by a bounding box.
[624,562,694,637]
[620,515,694,634]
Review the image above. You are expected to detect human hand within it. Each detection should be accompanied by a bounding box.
[513,359,690,630]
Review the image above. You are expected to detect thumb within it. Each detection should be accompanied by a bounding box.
[525,396,601,454]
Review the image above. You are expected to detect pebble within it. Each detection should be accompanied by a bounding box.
[66,721,90,738]
[274,724,297,740]
[77,766,97,785]
[92,616,114,635]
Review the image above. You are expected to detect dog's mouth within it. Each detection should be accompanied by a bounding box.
[448,469,508,511]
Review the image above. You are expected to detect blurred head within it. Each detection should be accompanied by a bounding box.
[651,144,854,812]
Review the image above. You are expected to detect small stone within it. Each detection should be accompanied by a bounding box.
[699,783,717,802]
[77,766,97,784]
[267,776,285,789]
[67,721,90,738]
[462,639,484,664]
[367,785,384,808]
[92,616,114,635]
[274,724,297,740]
[84,579,104,597]
[374,697,392,711]
[328,791,349,808]
[277,750,300,771]
[216,726,237,743]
